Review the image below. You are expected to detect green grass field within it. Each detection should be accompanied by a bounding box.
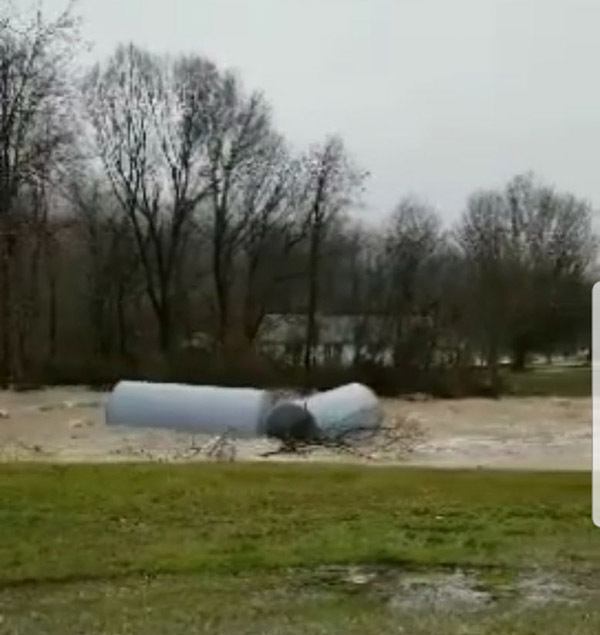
[504,365,590,397]
[0,463,598,634]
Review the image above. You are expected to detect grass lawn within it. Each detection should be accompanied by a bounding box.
[504,365,590,397]
[0,463,598,633]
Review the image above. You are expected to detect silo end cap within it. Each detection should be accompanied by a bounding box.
[263,402,321,443]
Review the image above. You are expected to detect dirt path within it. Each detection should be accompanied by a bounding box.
[0,388,591,470]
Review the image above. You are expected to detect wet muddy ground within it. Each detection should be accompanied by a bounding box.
[1,565,598,635]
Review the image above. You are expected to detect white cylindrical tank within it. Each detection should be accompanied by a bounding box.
[297,383,382,440]
[105,381,273,437]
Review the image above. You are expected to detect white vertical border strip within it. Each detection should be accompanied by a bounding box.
[593,282,600,527]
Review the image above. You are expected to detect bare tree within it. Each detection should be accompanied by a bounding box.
[300,136,367,373]
[238,137,302,345]
[456,190,510,390]
[203,73,274,350]
[384,197,441,367]
[84,45,213,353]
[12,180,55,371]
[503,173,596,368]
[0,1,80,384]
[66,177,140,359]
[457,173,596,381]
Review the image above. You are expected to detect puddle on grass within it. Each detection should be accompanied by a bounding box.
[312,566,597,613]
[388,570,492,612]
[515,571,585,607]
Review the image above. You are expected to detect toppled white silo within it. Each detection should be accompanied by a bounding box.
[262,401,322,443]
[300,383,382,440]
[263,383,383,442]
[105,381,273,437]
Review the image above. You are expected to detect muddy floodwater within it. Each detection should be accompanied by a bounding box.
[0,387,591,470]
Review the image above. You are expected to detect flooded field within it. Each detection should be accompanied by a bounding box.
[0,387,591,469]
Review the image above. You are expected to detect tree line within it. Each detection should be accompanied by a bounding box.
[0,5,595,394]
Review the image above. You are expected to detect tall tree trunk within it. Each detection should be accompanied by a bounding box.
[511,330,530,372]
[512,346,528,372]
[213,214,229,351]
[22,223,44,376]
[117,283,128,358]
[48,272,58,362]
[242,254,265,347]
[157,301,172,355]
[17,185,48,378]
[44,232,59,364]
[487,336,500,395]
[0,231,12,387]
[304,218,321,375]
[215,280,228,349]
[91,289,106,356]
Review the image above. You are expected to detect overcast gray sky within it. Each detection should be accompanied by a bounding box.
[42,0,600,223]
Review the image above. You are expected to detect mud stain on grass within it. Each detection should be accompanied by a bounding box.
[309,565,599,613]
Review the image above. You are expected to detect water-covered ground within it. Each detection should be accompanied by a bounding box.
[0,387,590,469]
